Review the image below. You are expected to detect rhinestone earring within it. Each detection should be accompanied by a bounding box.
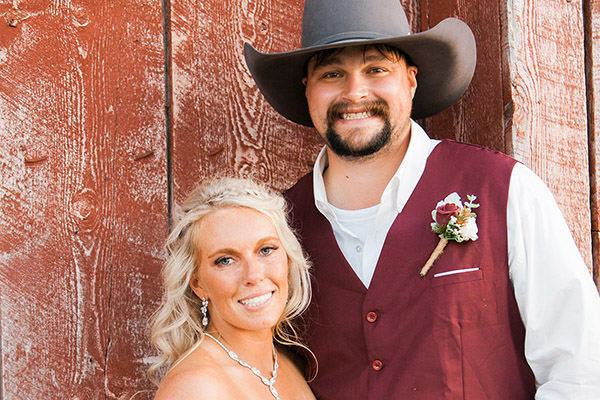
[201,297,209,328]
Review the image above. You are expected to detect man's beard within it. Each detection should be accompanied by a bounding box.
[324,99,392,159]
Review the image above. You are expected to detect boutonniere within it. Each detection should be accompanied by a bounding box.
[420,193,480,277]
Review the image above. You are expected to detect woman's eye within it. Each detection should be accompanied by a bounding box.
[214,257,233,266]
[260,246,278,256]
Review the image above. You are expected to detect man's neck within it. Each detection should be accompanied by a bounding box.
[323,137,410,210]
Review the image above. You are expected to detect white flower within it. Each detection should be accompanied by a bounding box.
[459,218,479,241]
[422,192,480,277]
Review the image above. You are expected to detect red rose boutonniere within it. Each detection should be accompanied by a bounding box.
[420,193,480,277]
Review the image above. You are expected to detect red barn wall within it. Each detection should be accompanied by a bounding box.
[0,1,167,398]
[0,0,597,398]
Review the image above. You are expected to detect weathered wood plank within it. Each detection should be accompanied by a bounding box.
[170,0,322,201]
[420,0,507,151]
[0,2,111,396]
[593,233,600,288]
[102,1,167,399]
[0,1,166,398]
[500,0,592,268]
[585,0,600,285]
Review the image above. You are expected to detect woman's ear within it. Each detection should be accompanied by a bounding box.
[189,273,207,299]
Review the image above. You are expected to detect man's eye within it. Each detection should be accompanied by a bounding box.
[369,67,385,73]
[323,72,341,79]
[214,257,233,266]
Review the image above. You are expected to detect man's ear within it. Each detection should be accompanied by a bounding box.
[302,76,308,86]
[408,66,418,99]
[189,274,207,299]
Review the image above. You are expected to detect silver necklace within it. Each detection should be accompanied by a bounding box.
[205,333,281,400]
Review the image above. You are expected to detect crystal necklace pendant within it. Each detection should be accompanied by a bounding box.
[205,333,281,400]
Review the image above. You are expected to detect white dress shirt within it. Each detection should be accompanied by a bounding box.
[312,119,600,398]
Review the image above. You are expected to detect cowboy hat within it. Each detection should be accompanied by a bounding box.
[244,0,476,127]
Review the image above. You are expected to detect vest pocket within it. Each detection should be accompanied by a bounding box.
[430,267,483,288]
[426,266,498,325]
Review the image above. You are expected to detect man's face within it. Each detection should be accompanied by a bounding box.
[303,45,418,160]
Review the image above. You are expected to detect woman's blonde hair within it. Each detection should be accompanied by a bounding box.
[147,177,312,384]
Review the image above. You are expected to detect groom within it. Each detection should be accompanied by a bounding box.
[245,0,600,398]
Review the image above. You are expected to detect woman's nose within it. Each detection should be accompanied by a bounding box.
[244,258,265,285]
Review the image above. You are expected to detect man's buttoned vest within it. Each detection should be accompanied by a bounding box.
[286,140,536,399]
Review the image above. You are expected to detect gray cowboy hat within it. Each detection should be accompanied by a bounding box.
[244,0,476,127]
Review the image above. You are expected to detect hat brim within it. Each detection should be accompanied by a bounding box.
[244,18,476,127]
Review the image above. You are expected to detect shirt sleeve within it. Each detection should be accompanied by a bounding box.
[507,162,600,399]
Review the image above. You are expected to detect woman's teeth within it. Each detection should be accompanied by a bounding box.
[239,292,272,307]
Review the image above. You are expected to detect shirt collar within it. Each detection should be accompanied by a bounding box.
[313,119,439,213]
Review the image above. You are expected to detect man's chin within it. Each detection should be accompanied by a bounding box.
[326,133,388,157]
[327,139,388,159]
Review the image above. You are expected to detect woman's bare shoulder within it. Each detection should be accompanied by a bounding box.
[154,346,231,400]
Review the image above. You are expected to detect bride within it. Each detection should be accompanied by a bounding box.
[148,177,316,400]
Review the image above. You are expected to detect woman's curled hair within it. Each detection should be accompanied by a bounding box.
[147,177,312,384]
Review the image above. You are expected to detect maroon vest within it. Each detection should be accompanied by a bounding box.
[286,140,536,399]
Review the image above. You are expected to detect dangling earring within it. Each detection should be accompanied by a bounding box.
[201,297,209,328]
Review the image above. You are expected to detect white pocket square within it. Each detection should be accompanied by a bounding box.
[433,267,480,278]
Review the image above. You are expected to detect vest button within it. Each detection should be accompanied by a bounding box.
[372,359,383,371]
[366,311,378,323]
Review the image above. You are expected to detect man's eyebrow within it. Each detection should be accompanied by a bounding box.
[313,52,389,69]
[312,55,341,69]
[363,53,388,62]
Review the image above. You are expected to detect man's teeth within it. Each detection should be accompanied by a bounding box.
[341,112,370,120]
[240,292,272,307]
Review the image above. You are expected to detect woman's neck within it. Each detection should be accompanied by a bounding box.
[205,325,276,374]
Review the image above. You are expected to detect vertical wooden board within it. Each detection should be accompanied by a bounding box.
[420,0,507,152]
[102,1,167,399]
[170,0,322,201]
[593,232,600,289]
[585,0,600,285]
[0,1,113,397]
[502,0,592,267]
[0,0,166,398]
[401,0,422,33]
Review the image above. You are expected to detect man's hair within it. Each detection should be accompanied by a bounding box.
[304,43,416,77]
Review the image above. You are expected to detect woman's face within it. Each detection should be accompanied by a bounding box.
[190,207,289,337]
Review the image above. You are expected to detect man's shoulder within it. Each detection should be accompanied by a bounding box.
[435,139,518,168]
[284,172,314,202]
[283,172,315,228]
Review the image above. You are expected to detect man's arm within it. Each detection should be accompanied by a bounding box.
[508,163,600,399]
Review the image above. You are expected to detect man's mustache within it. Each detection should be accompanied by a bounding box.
[326,99,389,123]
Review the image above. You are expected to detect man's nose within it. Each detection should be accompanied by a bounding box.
[341,73,369,103]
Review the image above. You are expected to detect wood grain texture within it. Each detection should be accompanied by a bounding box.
[0,1,596,399]
[501,0,592,268]
[0,1,166,398]
[420,0,506,151]
[170,0,322,203]
[593,232,600,288]
[102,1,168,398]
[585,0,600,283]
